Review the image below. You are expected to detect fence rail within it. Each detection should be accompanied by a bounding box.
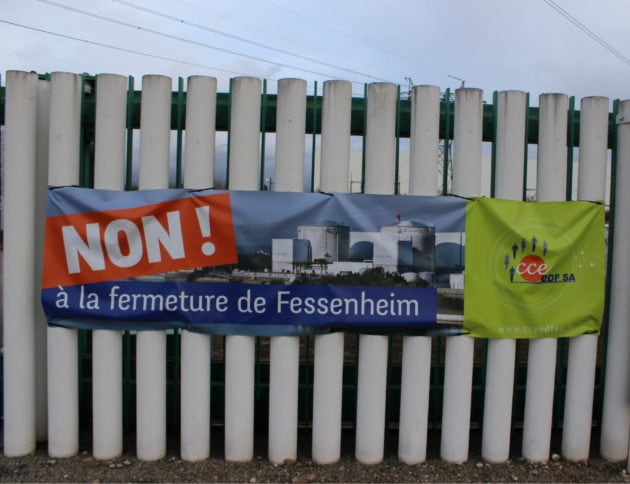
[1,71,629,466]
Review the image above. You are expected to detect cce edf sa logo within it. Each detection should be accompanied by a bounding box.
[503,236,575,284]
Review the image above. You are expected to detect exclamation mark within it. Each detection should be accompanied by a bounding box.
[195,206,216,256]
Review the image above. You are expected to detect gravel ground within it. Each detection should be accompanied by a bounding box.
[1,429,628,483]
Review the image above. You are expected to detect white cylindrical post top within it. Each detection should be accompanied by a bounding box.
[319,80,352,193]
[3,70,39,457]
[228,76,261,191]
[48,72,82,185]
[92,73,127,461]
[452,88,483,198]
[139,75,172,189]
[364,82,397,195]
[274,78,307,192]
[183,75,217,190]
[409,85,441,196]
[600,99,630,461]
[47,71,82,458]
[536,93,568,202]
[94,74,127,190]
[94,75,127,162]
[577,96,609,203]
[494,90,527,200]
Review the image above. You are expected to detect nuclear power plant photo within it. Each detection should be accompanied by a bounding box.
[264,217,464,289]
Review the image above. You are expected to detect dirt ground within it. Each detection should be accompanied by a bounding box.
[0,428,628,483]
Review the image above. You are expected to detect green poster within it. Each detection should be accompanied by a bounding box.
[463,198,605,339]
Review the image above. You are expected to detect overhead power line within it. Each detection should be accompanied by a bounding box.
[0,19,248,77]
[0,18,364,96]
[108,0,390,82]
[36,0,376,83]
[543,0,630,67]
[260,0,466,84]
[170,0,383,81]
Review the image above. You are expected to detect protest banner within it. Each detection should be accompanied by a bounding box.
[43,188,466,334]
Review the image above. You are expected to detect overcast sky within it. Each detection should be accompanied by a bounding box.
[3,0,630,105]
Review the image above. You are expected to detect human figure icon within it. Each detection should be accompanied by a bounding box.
[512,242,518,259]
[510,266,516,282]
[543,240,548,256]
[504,254,510,269]
[532,235,538,252]
[521,238,526,252]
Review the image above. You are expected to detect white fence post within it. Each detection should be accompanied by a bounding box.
[355,82,397,465]
[273,78,306,191]
[482,90,527,463]
[268,78,307,465]
[136,74,172,461]
[600,99,630,461]
[92,73,127,460]
[34,77,51,443]
[522,93,568,462]
[440,87,482,464]
[224,76,261,462]
[47,72,82,458]
[397,84,440,465]
[312,79,351,464]
[561,96,608,462]
[3,70,39,456]
[407,85,440,198]
[180,75,217,462]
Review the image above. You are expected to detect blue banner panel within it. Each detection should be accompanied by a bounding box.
[42,281,437,334]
